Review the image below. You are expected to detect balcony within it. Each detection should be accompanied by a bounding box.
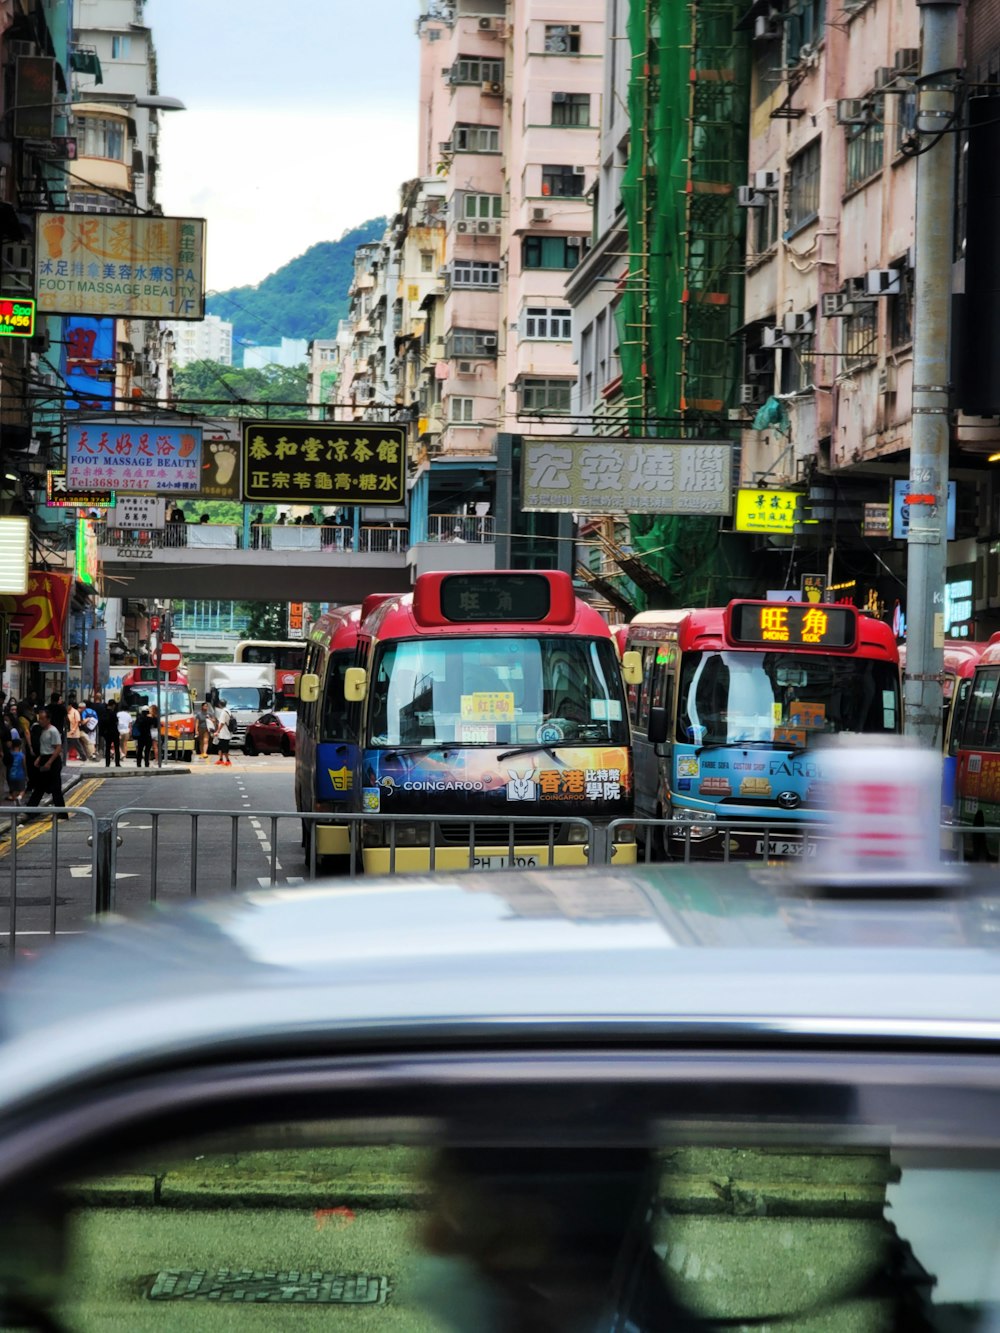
[408,513,496,578]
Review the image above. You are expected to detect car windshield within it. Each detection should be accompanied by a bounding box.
[123,687,192,715]
[677,651,900,746]
[369,636,629,747]
[219,688,268,711]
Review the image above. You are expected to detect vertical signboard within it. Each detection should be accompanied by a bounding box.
[9,571,72,662]
[61,316,117,411]
[14,57,54,139]
[287,602,305,639]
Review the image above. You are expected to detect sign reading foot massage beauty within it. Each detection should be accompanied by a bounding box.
[34,213,206,320]
[66,422,204,493]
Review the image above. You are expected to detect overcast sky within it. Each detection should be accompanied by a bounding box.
[147,0,419,292]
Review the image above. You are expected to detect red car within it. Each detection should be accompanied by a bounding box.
[242,711,296,757]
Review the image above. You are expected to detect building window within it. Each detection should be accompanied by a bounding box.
[787,139,820,231]
[780,317,815,394]
[842,303,878,369]
[452,124,500,153]
[544,23,581,54]
[449,396,476,423]
[889,269,913,347]
[451,260,500,287]
[845,112,883,190]
[896,90,917,156]
[522,235,583,270]
[523,307,572,340]
[785,0,824,59]
[77,116,126,162]
[111,34,131,59]
[462,193,502,219]
[752,37,783,106]
[752,195,779,255]
[541,165,585,197]
[447,328,498,357]
[551,92,590,126]
[520,378,573,413]
[451,56,503,85]
[420,251,433,273]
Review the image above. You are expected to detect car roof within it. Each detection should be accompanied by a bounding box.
[1,864,1000,1112]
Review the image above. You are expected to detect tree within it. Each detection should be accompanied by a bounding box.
[238,601,289,639]
[172,361,309,419]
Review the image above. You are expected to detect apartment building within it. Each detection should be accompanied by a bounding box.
[165,314,234,368]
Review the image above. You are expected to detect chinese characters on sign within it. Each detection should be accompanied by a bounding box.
[521,438,733,515]
[67,424,203,493]
[46,470,115,509]
[734,489,802,534]
[60,316,116,411]
[728,601,858,650]
[287,602,305,639]
[111,497,166,529]
[34,214,206,320]
[0,299,35,338]
[241,422,406,506]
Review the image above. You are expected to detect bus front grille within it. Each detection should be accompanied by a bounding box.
[432,821,560,846]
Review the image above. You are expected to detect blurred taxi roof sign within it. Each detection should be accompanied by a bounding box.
[799,736,965,894]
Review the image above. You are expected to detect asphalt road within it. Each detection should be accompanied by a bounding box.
[0,754,313,957]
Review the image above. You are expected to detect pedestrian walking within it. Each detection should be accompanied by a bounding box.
[134,708,154,768]
[6,738,26,805]
[116,701,132,763]
[97,697,120,767]
[197,702,217,758]
[80,701,98,759]
[26,707,66,816]
[148,703,161,763]
[214,699,233,766]
[47,691,67,737]
[66,699,83,760]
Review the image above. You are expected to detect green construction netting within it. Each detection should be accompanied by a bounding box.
[617,0,757,609]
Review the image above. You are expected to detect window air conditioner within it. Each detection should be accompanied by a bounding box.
[438,140,453,154]
[747,351,774,377]
[821,291,848,318]
[783,310,815,334]
[552,91,568,103]
[483,335,497,348]
[873,66,896,91]
[737,185,765,208]
[878,364,897,395]
[573,165,586,175]
[894,48,919,72]
[836,98,870,125]
[753,169,779,192]
[438,266,450,278]
[753,13,782,39]
[532,207,550,222]
[457,360,474,375]
[566,236,582,247]
[865,268,901,296]
[740,383,764,406]
[761,325,792,349]
[567,25,581,35]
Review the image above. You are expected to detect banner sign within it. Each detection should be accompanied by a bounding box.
[0,298,35,338]
[288,602,305,639]
[241,421,406,505]
[734,488,802,533]
[14,56,54,139]
[67,423,203,493]
[521,438,733,515]
[863,502,891,538]
[111,496,166,529]
[9,570,72,663]
[46,470,115,509]
[199,418,243,499]
[892,479,956,541]
[61,316,117,411]
[34,213,206,320]
[801,573,827,602]
[75,518,99,586]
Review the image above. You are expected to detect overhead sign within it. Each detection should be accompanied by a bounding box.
[46,470,115,509]
[111,496,166,529]
[863,502,892,538]
[892,479,957,540]
[521,438,733,515]
[34,213,206,320]
[199,418,243,500]
[287,602,305,639]
[0,298,35,338]
[8,570,72,662]
[728,601,858,650]
[67,423,203,493]
[735,488,802,533]
[241,421,406,506]
[61,316,117,411]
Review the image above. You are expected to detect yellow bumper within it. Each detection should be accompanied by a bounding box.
[363,840,637,876]
[316,825,353,857]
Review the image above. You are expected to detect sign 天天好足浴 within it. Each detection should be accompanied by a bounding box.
[67,423,202,494]
[241,422,406,506]
[8,570,72,663]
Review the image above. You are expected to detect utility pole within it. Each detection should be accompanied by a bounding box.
[903,0,960,748]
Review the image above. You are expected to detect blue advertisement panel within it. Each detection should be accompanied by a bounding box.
[60,316,116,412]
[315,741,359,803]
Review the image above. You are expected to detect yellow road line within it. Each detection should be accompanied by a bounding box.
[0,776,104,857]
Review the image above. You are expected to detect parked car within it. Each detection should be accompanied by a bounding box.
[0,861,997,1329]
[242,710,296,756]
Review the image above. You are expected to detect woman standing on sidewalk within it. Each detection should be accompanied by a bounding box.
[134,708,154,768]
[214,700,233,766]
[66,699,82,761]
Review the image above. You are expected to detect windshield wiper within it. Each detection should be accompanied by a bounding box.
[497,744,561,763]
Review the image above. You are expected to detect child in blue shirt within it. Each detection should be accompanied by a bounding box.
[8,738,26,804]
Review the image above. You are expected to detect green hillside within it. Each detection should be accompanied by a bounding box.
[206,217,387,364]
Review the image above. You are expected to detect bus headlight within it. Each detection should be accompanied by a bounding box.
[671,806,717,840]
[567,824,589,844]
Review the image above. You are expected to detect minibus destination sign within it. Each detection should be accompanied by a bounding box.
[440,574,551,623]
[727,601,858,650]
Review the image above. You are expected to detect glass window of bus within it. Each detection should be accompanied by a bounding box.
[321,651,358,743]
[650,645,674,718]
[631,646,655,728]
[948,678,974,756]
[961,669,1000,750]
[122,686,192,715]
[677,651,900,746]
[369,637,629,747]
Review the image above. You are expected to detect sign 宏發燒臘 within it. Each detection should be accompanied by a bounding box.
[521,438,732,515]
[735,489,802,533]
[67,423,202,493]
[241,422,405,506]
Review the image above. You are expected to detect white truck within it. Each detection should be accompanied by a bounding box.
[202,662,275,748]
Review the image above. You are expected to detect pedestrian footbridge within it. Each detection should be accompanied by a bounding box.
[95,516,496,601]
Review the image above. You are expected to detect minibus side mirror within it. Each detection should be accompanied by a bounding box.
[299,673,320,704]
[647,705,669,746]
[344,667,368,703]
[621,650,643,686]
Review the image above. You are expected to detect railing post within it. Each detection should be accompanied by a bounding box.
[94,817,114,915]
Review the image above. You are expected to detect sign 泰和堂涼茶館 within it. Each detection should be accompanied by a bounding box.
[241,422,406,506]
[66,424,203,493]
[34,214,205,321]
[520,438,733,515]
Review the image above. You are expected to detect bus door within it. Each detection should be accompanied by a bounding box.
[630,642,674,823]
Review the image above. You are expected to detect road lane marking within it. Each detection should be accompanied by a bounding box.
[0,778,103,858]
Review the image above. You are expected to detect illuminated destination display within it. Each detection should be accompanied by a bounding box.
[440,574,551,623]
[727,601,858,649]
[0,298,35,338]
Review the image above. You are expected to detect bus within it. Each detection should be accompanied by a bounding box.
[118,666,196,761]
[951,634,1000,857]
[901,639,988,827]
[296,571,640,874]
[234,640,307,710]
[625,600,902,860]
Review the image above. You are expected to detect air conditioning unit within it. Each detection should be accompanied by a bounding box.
[761,325,792,349]
[873,66,896,91]
[783,310,815,335]
[457,360,474,375]
[821,290,848,318]
[7,40,37,61]
[483,81,503,95]
[456,220,469,233]
[865,267,901,296]
[573,165,586,176]
[740,383,764,406]
[836,98,871,125]
[476,219,492,233]
[878,364,897,395]
[430,403,444,419]
[754,169,779,192]
[438,140,453,154]
[567,24,581,35]
[566,236,582,247]
[747,351,774,376]
[438,266,450,279]
[894,47,920,73]
[478,16,495,29]
[532,207,550,222]
[552,91,568,103]
[737,185,766,208]
[753,12,782,38]
[483,334,497,348]
[132,355,147,377]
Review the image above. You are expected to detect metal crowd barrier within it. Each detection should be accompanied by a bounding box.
[0,806,98,962]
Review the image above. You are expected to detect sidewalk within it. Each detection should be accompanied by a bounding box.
[64,758,190,778]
